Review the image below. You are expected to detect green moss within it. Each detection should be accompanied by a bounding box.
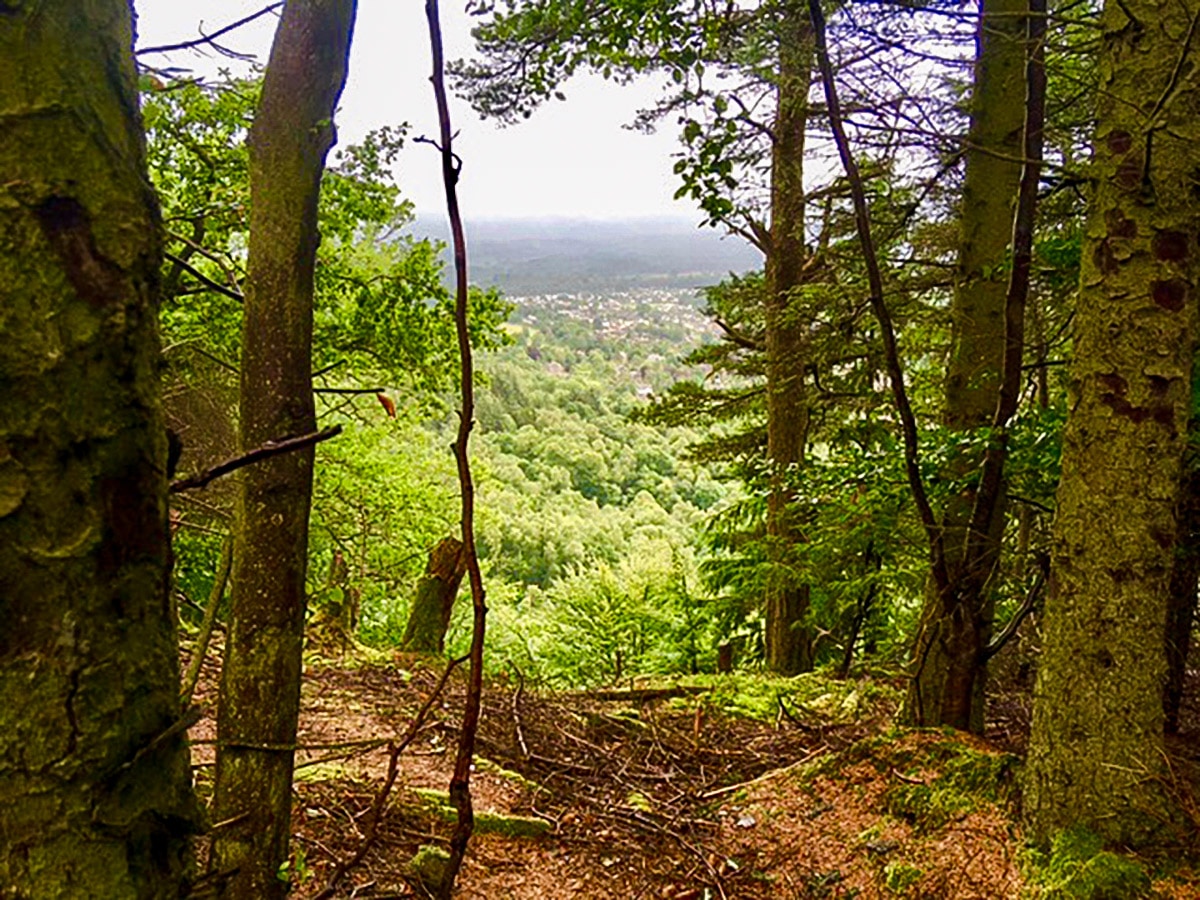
[665,671,899,724]
[292,761,352,783]
[407,844,450,893]
[410,788,550,838]
[474,811,551,838]
[866,735,1018,832]
[884,861,923,895]
[1026,828,1151,899]
[474,756,541,792]
[412,787,450,806]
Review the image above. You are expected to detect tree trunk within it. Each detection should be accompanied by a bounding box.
[901,0,1027,733]
[1165,463,1200,734]
[1024,0,1199,847]
[764,5,816,675]
[0,1,199,893]
[211,2,356,896]
[402,537,468,653]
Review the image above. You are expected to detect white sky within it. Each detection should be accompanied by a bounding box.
[133,0,690,221]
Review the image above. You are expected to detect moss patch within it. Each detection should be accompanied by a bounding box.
[292,761,353,783]
[882,740,1017,832]
[664,671,899,724]
[475,756,541,792]
[1026,828,1151,899]
[410,788,550,838]
[407,844,450,893]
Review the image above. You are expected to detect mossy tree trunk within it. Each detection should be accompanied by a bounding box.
[211,2,356,896]
[902,0,1026,732]
[402,537,467,654]
[0,1,199,894]
[764,5,817,675]
[1024,0,1200,847]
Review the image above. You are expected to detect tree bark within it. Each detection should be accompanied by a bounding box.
[1024,0,1200,847]
[901,0,1029,733]
[764,3,816,676]
[402,537,468,653]
[211,2,356,896]
[1165,462,1200,734]
[0,1,199,894]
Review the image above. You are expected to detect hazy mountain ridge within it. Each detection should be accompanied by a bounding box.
[415,216,761,294]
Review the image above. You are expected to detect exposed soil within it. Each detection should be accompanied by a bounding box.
[183,646,1200,899]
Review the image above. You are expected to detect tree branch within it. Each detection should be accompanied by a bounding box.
[163,251,244,303]
[808,0,948,590]
[169,426,342,494]
[982,555,1048,661]
[714,316,764,352]
[311,654,467,900]
[137,3,283,56]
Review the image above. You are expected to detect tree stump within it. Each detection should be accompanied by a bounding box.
[401,537,467,653]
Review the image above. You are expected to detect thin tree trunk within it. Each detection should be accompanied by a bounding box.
[426,2,490,896]
[0,1,198,892]
[181,533,233,707]
[1024,0,1199,847]
[902,0,1027,733]
[764,3,816,675]
[814,0,1042,733]
[211,2,356,896]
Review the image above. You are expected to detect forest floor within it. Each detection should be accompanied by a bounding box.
[184,644,1200,899]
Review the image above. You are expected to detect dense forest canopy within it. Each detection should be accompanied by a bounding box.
[2,0,1199,897]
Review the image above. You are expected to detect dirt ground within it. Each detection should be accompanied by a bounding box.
[183,646,1200,899]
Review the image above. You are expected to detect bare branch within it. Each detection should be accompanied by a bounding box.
[311,655,468,900]
[163,252,243,303]
[808,0,947,589]
[137,3,283,56]
[169,426,342,494]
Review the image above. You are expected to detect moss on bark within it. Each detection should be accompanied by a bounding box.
[0,1,198,895]
[1024,0,1200,847]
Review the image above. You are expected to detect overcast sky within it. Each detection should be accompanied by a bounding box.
[133,0,692,222]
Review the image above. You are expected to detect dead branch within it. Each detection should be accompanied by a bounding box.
[512,665,530,760]
[169,425,341,493]
[180,533,232,706]
[808,0,949,590]
[137,3,283,56]
[163,251,243,303]
[698,747,828,800]
[982,555,1049,662]
[586,686,712,703]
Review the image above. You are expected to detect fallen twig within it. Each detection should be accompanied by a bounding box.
[512,664,530,760]
[698,747,828,800]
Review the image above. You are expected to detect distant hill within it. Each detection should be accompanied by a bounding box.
[413,216,762,294]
